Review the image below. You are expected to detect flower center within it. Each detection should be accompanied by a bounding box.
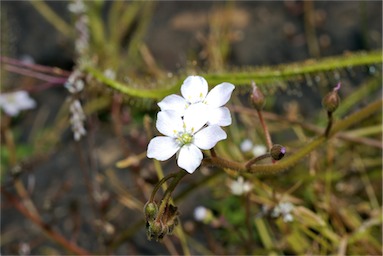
[176,132,193,145]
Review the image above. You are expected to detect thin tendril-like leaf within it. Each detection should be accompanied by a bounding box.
[86,50,382,100]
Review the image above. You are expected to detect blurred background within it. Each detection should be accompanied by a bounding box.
[1,1,382,255]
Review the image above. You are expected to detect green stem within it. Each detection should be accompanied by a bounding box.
[29,0,72,36]
[156,171,187,220]
[149,172,179,202]
[85,50,382,100]
[203,99,382,175]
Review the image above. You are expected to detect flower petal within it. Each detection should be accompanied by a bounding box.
[156,111,183,137]
[193,125,227,150]
[181,76,208,104]
[177,144,203,173]
[207,107,232,126]
[158,94,188,116]
[147,136,180,161]
[2,104,20,116]
[204,82,235,107]
[183,103,209,133]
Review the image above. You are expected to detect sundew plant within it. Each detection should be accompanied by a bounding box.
[1,1,382,255]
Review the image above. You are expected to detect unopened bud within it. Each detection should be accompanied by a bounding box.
[270,144,286,161]
[250,81,266,110]
[144,202,158,221]
[322,82,341,113]
[146,220,165,241]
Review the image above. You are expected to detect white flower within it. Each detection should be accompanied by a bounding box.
[0,91,36,117]
[158,75,235,126]
[194,206,208,221]
[68,0,86,14]
[252,144,267,156]
[65,70,84,94]
[69,99,86,141]
[240,139,253,152]
[228,176,253,196]
[147,104,227,173]
[271,202,294,223]
[240,139,267,156]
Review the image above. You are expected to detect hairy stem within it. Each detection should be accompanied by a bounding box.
[85,50,382,100]
[203,99,382,174]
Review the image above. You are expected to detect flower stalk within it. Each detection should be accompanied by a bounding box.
[204,99,381,175]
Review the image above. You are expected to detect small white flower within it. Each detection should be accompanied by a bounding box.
[68,0,86,14]
[271,202,294,223]
[194,206,208,221]
[252,144,267,156]
[158,75,235,126]
[228,176,253,196]
[147,104,227,173]
[104,68,116,80]
[69,99,86,141]
[0,91,36,117]
[65,70,84,94]
[240,139,253,152]
[194,206,214,223]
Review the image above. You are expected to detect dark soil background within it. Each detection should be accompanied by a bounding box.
[1,1,382,255]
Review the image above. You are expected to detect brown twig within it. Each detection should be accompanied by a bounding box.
[1,187,90,255]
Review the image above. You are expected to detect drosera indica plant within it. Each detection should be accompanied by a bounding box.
[142,72,381,242]
[144,75,289,241]
[1,0,381,253]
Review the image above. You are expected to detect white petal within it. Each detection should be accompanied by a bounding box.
[193,125,227,150]
[156,111,183,137]
[204,82,235,107]
[181,76,208,104]
[2,104,19,116]
[147,136,180,161]
[158,94,188,116]
[183,103,209,133]
[177,144,203,173]
[207,107,232,126]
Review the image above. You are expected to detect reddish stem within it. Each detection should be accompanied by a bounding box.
[256,109,273,151]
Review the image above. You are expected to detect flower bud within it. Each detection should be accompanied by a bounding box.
[144,201,158,221]
[270,144,286,161]
[250,81,266,110]
[146,220,165,241]
[322,82,341,113]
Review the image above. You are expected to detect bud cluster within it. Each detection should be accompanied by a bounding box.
[144,201,180,241]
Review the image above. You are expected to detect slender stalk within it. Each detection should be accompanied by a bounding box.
[149,172,179,202]
[156,171,187,219]
[4,64,68,84]
[0,56,71,76]
[29,0,72,36]
[245,153,271,169]
[203,99,382,175]
[324,111,333,137]
[257,110,273,150]
[210,148,217,157]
